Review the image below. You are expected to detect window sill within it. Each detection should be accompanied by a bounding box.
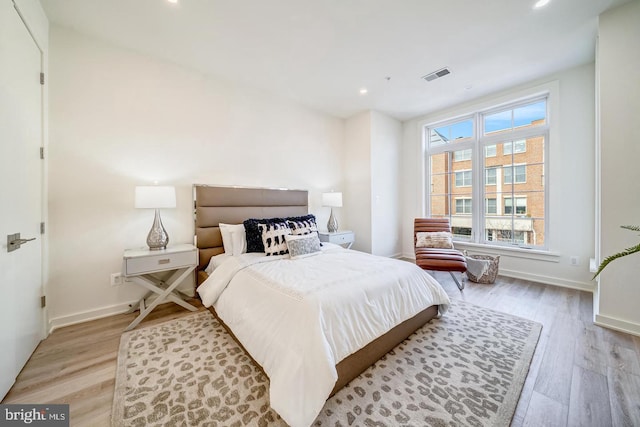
[453,241,561,263]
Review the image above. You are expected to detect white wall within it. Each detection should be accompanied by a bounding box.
[402,63,597,291]
[371,111,402,257]
[48,26,345,329]
[344,110,402,256]
[343,111,372,252]
[596,0,640,335]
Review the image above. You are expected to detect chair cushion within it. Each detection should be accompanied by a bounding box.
[415,248,467,272]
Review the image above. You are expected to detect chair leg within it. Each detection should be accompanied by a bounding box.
[449,271,464,291]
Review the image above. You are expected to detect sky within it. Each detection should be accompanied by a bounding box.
[432,100,546,141]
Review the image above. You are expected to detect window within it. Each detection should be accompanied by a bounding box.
[455,170,472,187]
[495,230,526,244]
[425,97,547,248]
[486,198,497,214]
[484,100,546,135]
[455,198,472,214]
[429,119,473,147]
[504,197,527,215]
[504,165,526,184]
[454,149,472,161]
[504,140,526,155]
[485,167,497,185]
[453,227,472,239]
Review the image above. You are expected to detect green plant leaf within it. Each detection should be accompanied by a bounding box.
[592,243,640,279]
[621,225,640,232]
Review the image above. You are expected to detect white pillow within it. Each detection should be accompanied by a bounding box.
[415,231,454,249]
[285,233,322,259]
[219,223,247,256]
[204,253,231,275]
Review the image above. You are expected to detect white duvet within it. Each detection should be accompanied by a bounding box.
[197,243,450,427]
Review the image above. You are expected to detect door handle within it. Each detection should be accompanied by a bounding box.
[7,233,36,253]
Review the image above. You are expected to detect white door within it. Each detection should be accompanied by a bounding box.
[0,1,44,398]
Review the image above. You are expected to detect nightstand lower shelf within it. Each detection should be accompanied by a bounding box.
[124,267,198,331]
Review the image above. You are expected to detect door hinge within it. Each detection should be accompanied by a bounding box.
[40,222,45,234]
[40,147,44,159]
[41,295,46,308]
[40,72,45,85]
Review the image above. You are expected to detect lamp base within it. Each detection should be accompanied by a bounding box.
[147,209,169,250]
[327,208,339,233]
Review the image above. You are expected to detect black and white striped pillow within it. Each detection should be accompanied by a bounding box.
[258,222,291,256]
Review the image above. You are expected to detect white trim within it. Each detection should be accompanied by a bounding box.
[497,268,594,292]
[593,36,602,329]
[453,241,560,262]
[402,252,592,292]
[595,314,640,337]
[48,300,138,333]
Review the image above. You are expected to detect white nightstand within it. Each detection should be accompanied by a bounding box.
[318,230,355,249]
[122,243,198,331]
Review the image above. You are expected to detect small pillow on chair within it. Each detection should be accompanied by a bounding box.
[416,231,454,249]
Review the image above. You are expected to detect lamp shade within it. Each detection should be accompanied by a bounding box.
[322,192,343,208]
[135,186,176,209]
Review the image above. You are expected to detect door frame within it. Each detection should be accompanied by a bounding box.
[12,0,48,339]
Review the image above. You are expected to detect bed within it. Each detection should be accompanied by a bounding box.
[193,185,450,427]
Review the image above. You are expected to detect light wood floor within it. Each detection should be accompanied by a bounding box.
[3,275,639,426]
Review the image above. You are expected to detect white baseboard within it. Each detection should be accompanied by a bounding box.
[401,252,595,292]
[48,300,138,333]
[498,268,595,292]
[595,314,640,337]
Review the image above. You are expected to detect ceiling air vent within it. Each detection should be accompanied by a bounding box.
[422,67,451,82]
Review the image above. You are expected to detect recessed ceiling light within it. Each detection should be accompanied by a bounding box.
[359,88,368,95]
[533,0,550,9]
[167,0,178,3]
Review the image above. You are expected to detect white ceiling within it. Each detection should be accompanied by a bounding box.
[40,0,630,121]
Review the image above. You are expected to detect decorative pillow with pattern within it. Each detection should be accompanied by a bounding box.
[245,218,282,253]
[258,222,291,256]
[287,216,318,236]
[285,233,322,259]
[415,231,454,249]
[244,215,317,253]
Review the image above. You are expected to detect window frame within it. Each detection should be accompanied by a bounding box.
[504,163,527,184]
[504,196,527,215]
[486,198,497,215]
[485,144,497,158]
[423,94,550,250]
[503,139,527,155]
[485,167,497,186]
[455,197,472,214]
[453,148,472,162]
[455,169,472,187]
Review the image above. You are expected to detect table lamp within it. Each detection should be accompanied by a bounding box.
[322,192,342,233]
[135,186,176,250]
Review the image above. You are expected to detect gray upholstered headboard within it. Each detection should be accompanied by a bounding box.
[193,185,308,283]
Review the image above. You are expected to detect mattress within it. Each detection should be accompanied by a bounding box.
[197,243,450,427]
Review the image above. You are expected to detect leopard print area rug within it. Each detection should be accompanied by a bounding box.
[112,300,541,426]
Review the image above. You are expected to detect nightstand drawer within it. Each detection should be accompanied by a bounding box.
[318,231,355,248]
[329,233,353,244]
[124,250,197,276]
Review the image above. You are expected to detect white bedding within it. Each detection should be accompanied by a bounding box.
[197,243,450,427]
